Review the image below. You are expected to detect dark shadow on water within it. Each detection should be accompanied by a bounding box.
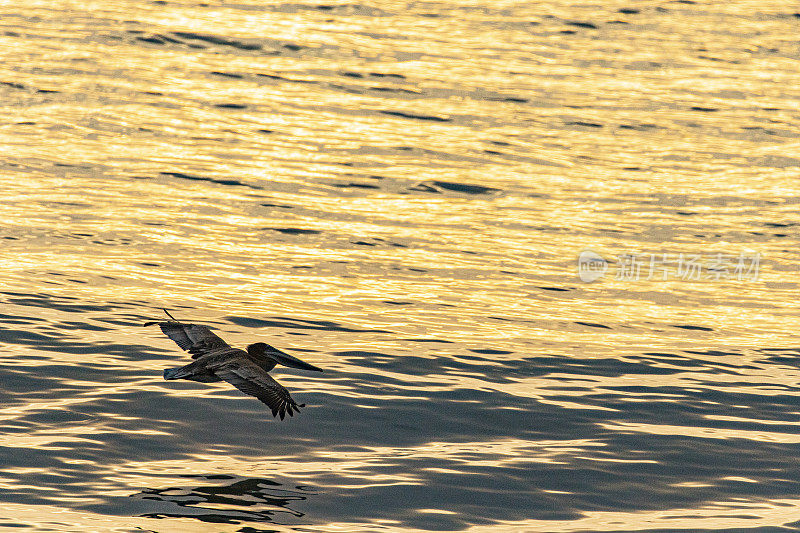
[132,474,316,526]
[228,315,392,334]
[7,295,800,529]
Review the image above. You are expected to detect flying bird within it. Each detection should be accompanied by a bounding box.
[145,309,323,419]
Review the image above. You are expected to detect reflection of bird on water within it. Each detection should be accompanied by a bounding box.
[135,474,314,523]
[145,309,323,419]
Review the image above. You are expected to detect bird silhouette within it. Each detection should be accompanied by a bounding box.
[146,309,323,419]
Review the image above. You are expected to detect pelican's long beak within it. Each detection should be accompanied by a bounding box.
[264,345,324,372]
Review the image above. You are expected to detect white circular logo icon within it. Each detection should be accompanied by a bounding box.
[578,250,607,282]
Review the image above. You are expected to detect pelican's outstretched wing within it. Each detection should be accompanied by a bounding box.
[215,359,304,420]
[145,319,231,359]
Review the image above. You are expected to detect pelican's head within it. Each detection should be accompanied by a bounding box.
[247,342,269,356]
[247,342,324,372]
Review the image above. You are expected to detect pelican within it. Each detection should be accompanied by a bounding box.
[145,309,323,419]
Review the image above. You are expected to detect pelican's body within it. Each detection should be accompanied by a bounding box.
[146,311,323,419]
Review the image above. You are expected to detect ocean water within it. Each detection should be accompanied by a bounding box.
[2,0,800,531]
